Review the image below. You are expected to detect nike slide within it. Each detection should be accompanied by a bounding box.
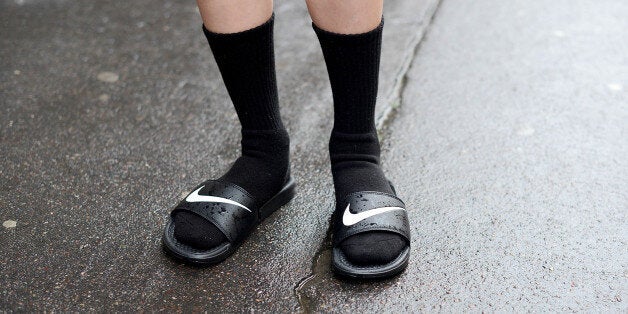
[162,177,296,265]
[331,189,410,279]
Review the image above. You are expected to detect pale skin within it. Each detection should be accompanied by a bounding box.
[197,0,383,34]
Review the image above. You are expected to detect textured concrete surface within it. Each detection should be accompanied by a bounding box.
[299,0,628,312]
[2,0,626,312]
[0,0,438,311]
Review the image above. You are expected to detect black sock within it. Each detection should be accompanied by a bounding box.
[174,14,289,249]
[313,19,406,266]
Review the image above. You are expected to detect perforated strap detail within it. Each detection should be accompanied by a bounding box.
[171,180,258,243]
[333,191,410,246]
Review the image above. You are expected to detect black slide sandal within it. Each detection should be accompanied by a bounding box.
[162,177,296,265]
[331,187,411,279]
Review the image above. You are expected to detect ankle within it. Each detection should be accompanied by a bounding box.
[329,130,381,165]
[220,128,290,202]
[329,130,392,200]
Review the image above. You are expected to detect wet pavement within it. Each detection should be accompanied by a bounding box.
[1,0,627,312]
[0,0,438,311]
[299,0,628,311]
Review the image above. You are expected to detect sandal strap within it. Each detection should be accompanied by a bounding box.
[171,180,258,243]
[332,191,410,246]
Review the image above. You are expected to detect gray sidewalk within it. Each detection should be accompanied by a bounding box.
[1,0,627,312]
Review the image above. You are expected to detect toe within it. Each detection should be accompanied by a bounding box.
[339,231,406,266]
[173,212,227,250]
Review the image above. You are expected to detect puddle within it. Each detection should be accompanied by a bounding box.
[294,226,332,313]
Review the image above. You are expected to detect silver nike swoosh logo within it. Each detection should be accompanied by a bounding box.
[342,203,405,226]
[185,186,251,212]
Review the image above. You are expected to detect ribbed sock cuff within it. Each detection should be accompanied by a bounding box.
[312,17,384,134]
[311,17,384,41]
[203,13,284,131]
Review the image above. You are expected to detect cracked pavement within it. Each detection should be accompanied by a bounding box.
[1,0,627,312]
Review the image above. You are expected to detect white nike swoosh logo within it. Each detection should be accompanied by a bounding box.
[185,186,251,212]
[342,203,405,226]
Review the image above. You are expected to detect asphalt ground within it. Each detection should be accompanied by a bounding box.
[301,0,627,311]
[1,0,439,311]
[1,0,626,312]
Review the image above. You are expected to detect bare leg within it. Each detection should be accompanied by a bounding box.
[197,0,273,33]
[305,0,383,34]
